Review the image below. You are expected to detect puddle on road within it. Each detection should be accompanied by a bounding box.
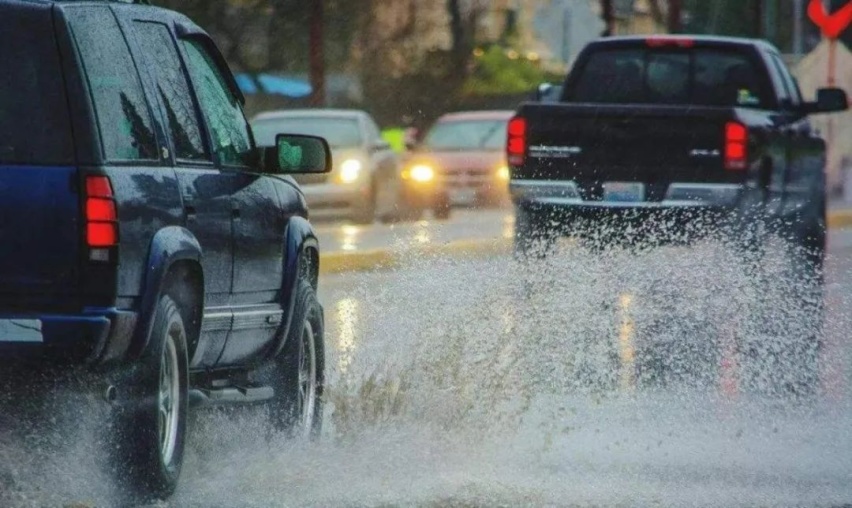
[2,236,852,507]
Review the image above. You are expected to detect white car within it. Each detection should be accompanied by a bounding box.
[253,109,405,224]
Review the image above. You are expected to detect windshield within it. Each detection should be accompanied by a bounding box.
[423,119,508,151]
[568,48,771,109]
[0,7,74,165]
[252,117,362,148]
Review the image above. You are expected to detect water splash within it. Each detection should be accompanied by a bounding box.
[2,234,851,507]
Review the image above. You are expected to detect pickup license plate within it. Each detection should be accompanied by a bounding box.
[0,319,43,343]
[450,188,477,205]
[603,182,645,202]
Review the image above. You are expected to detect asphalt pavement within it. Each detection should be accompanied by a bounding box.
[304,226,852,506]
[313,208,513,253]
[9,207,852,507]
[170,219,852,506]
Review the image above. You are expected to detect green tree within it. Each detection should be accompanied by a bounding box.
[463,46,548,96]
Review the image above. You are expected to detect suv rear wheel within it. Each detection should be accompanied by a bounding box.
[110,295,189,501]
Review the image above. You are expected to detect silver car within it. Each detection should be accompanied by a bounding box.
[252,109,404,224]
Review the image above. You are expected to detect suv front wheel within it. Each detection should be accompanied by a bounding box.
[257,278,324,437]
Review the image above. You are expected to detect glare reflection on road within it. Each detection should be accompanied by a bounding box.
[413,221,431,245]
[502,214,514,239]
[341,225,360,252]
[618,292,636,391]
[333,297,359,375]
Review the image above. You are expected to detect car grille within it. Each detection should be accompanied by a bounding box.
[443,168,492,188]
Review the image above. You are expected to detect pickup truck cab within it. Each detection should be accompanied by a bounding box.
[0,0,330,501]
[510,35,848,268]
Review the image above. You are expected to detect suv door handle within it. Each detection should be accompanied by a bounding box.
[185,205,197,216]
[231,207,241,219]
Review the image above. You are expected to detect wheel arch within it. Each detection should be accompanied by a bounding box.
[272,216,320,358]
[129,226,204,360]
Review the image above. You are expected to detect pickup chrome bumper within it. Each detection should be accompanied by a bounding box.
[510,180,743,208]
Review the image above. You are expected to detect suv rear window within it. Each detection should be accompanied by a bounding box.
[567,47,771,109]
[0,6,74,165]
[67,7,157,162]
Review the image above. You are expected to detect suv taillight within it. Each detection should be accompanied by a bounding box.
[507,116,527,166]
[85,175,118,255]
[724,121,748,171]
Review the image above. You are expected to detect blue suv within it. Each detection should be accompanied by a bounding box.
[0,0,331,500]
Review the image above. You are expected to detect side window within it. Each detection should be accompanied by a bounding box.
[133,22,209,162]
[772,54,802,106]
[66,7,157,161]
[364,118,382,144]
[181,40,252,167]
[645,52,690,104]
[762,51,791,105]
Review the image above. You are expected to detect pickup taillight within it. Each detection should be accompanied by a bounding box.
[85,175,118,260]
[724,121,748,171]
[507,116,527,166]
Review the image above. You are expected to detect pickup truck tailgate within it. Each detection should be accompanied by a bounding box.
[518,104,743,199]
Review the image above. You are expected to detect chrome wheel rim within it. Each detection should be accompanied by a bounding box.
[158,329,180,466]
[297,320,318,435]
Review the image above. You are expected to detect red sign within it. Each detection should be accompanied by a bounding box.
[808,0,852,39]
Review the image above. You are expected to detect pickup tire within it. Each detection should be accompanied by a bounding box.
[353,180,377,225]
[260,278,324,437]
[514,205,555,259]
[111,295,189,501]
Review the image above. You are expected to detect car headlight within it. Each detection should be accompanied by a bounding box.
[407,164,435,183]
[339,159,363,183]
[497,165,510,181]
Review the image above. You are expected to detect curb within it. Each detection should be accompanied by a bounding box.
[320,238,512,275]
[828,209,852,230]
[320,209,852,275]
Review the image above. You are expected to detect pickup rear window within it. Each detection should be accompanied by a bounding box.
[567,48,771,109]
[0,7,74,165]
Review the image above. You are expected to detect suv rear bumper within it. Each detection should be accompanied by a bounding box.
[0,309,137,367]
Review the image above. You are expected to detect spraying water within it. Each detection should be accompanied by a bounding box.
[2,235,851,507]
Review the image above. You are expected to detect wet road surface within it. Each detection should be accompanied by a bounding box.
[3,219,852,507]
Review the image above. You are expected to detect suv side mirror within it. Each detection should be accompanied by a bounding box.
[805,87,849,115]
[264,134,332,174]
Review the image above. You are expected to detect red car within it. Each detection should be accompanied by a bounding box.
[404,111,513,215]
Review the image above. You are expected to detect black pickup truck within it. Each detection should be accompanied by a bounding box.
[510,35,848,269]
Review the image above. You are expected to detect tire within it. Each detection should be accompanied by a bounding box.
[377,179,402,224]
[353,180,376,225]
[514,205,555,259]
[259,278,324,438]
[433,195,451,220]
[399,205,424,222]
[110,295,189,501]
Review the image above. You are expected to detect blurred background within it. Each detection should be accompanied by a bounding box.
[157,0,852,206]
